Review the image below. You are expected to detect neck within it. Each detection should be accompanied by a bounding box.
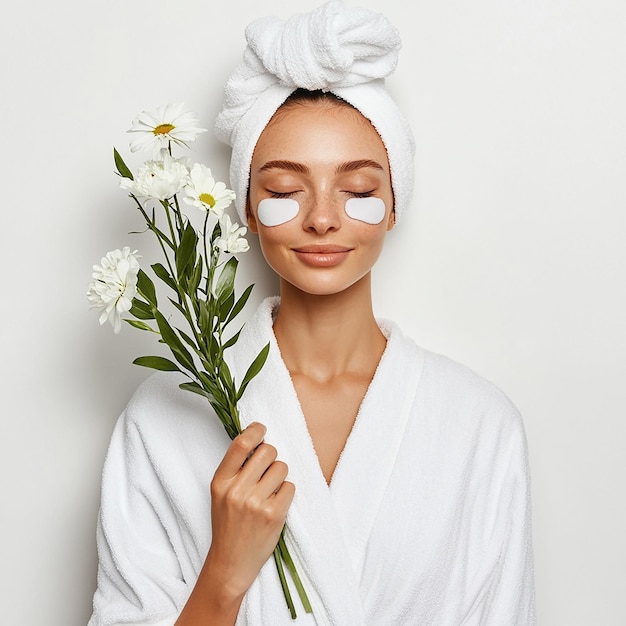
[273,274,386,380]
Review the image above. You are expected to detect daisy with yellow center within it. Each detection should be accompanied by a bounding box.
[182,163,236,217]
[127,103,207,156]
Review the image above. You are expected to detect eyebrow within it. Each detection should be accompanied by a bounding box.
[258,160,309,174]
[258,159,385,175]
[336,159,384,174]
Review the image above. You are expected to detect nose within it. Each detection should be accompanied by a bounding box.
[301,193,341,235]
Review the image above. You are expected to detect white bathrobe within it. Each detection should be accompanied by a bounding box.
[88,297,535,625]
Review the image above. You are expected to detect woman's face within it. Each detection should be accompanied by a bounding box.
[247,100,394,297]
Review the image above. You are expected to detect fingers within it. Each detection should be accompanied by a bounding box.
[215,422,267,479]
[269,478,296,518]
[212,422,294,517]
[256,459,288,499]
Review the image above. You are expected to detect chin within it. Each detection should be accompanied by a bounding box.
[279,272,369,298]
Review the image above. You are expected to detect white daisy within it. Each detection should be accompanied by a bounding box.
[182,163,236,217]
[87,247,141,334]
[216,214,249,254]
[119,155,190,201]
[127,103,207,155]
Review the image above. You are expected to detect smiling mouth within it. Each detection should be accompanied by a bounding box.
[292,245,352,254]
[292,245,352,267]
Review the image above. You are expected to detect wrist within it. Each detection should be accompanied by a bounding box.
[200,548,248,608]
[175,551,246,626]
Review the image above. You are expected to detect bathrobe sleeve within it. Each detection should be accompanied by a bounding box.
[88,370,230,626]
[460,399,535,626]
[88,408,188,626]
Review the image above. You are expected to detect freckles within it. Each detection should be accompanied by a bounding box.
[257,198,300,227]
[345,197,386,225]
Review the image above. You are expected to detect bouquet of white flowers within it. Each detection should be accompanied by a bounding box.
[87,103,311,618]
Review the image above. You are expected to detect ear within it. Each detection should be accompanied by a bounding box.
[246,197,259,233]
[386,207,396,231]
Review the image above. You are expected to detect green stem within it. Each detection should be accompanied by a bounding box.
[202,211,211,299]
[162,199,178,245]
[132,197,174,250]
[278,531,313,614]
[273,546,296,620]
[159,196,208,358]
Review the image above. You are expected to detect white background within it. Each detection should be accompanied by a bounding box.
[1,0,624,624]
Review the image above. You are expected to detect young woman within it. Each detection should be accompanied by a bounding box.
[89,2,535,625]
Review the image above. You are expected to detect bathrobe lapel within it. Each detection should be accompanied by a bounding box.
[328,320,424,579]
[231,298,424,625]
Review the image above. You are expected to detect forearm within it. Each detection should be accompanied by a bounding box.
[175,553,244,626]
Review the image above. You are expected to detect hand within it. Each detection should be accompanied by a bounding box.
[205,423,296,597]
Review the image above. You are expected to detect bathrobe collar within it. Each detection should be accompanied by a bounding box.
[230,297,424,624]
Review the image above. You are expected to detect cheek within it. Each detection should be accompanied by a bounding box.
[256,198,300,227]
[345,197,386,225]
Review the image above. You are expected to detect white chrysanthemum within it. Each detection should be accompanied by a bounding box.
[182,163,236,217]
[217,214,249,254]
[87,247,141,334]
[119,155,190,201]
[127,103,207,155]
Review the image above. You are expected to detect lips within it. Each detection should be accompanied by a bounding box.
[292,244,352,253]
[292,244,353,267]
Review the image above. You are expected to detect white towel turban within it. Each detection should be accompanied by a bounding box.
[214,0,415,225]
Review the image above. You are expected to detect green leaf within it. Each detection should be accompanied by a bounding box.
[152,263,177,291]
[222,328,241,350]
[215,256,238,301]
[154,310,196,372]
[167,297,187,317]
[179,381,213,400]
[113,147,133,180]
[219,360,235,395]
[129,297,154,320]
[237,342,270,400]
[177,327,200,353]
[219,290,235,321]
[210,220,222,245]
[189,256,203,295]
[176,222,198,278]
[124,319,155,332]
[198,300,212,338]
[137,269,157,307]
[198,371,218,394]
[133,356,181,372]
[225,284,254,326]
[208,330,220,360]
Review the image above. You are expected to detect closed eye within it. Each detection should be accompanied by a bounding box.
[344,190,375,198]
[268,190,300,199]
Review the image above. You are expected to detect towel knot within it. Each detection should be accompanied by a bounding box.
[214,0,415,226]
[246,0,400,90]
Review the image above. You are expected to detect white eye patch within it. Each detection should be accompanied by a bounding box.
[345,197,386,225]
[256,196,386,226]
[257,198,300,227]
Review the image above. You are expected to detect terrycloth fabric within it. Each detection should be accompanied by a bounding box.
[88,297,535,625]
[214,0,415,226]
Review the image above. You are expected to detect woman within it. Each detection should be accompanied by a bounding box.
[89,2,535,625]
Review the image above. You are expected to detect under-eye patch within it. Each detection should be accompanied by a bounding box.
[257,198,300,227]
[345,197,386,224]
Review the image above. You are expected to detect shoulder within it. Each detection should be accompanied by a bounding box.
[124,371,198,427]
[424,349,518,414]
[424,348,527,452]
[385,322,525,441]
[118,371,232,461]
